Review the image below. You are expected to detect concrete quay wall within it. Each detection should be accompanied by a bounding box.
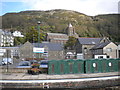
[1,76,120,89]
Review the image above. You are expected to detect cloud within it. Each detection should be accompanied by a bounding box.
[1,0,119,16]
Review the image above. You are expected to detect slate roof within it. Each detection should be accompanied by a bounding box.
[32,42,64,51]
[78,37,102,45]
[47,33,68,36]
[91,41,111,50]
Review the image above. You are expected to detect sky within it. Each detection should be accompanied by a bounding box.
[0,0,119,16]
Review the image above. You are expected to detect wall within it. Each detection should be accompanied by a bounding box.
[19,42,34,60]
[82,44,94,59]
[118,45,120,58]
[48,50,64,60]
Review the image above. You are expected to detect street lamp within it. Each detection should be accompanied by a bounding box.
[37,21,41,59]
[37,21,41,46]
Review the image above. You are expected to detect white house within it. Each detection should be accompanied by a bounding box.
[13,31,24,37]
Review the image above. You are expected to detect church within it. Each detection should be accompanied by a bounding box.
[46,23,79,44]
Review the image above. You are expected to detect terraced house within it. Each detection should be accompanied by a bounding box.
[0,29,14,47]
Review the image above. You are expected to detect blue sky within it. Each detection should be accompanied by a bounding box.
[1,2,27,15]
[0,0,119,16]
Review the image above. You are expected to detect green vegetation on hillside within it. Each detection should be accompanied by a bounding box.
[2,9,120,43]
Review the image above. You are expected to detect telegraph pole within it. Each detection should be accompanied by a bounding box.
[6,50,9,73]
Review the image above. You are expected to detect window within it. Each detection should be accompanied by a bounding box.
[107,56,110,58]
[84,47,87,54]
[106,48,112,52]
[98,56,103,58]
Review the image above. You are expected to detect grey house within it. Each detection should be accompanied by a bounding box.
[19,41,65,60]
[75,37,111,59]
[91,42,118,59]
[33,42,64,60]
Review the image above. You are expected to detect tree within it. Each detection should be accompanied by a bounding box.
[25,26,45,43]
[14,37,26,46]
[64,36,77,50]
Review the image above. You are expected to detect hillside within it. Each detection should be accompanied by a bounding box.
[2,9,120,42]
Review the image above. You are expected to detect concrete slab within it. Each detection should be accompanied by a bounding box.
[30,75,39,80]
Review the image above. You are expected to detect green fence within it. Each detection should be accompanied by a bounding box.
[48,58,120,75]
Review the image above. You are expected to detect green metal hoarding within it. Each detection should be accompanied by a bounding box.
[48,60,58,75]
[57,60,66,74]
[93,59,102,73]
[106,59,119,72]
[100,58,120,73]
[115,58,120,72]
[85,59,102,73]
[65,59,75,74]
[74,59,85,74]
[100,59,107,73]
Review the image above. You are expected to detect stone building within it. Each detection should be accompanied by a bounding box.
[75,37,111,59]
[33,42,64,60]
[19,41,65,60]
[46,33,68,44]
[19,41,33,60]
[91,42,118,59]
[46,23,78,44]
[65,23,79,38]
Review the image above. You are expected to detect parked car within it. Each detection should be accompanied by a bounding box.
[39,60,48,68]
[16,61,31,68]
[29,60,37,64]
[2,58,13,65]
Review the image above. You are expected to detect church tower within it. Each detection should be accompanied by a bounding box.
[66,23,79,38]
[67,23,74,36]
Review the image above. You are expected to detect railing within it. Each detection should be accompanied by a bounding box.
[0,68,30,73]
